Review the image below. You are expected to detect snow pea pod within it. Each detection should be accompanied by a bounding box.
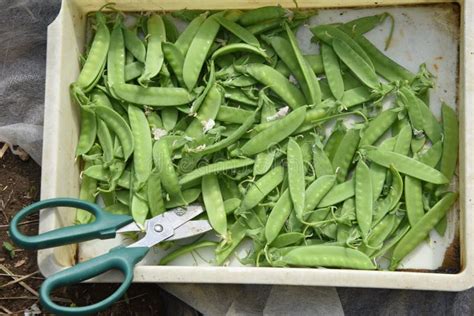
[439,103,459,181]
[123,25,146,63]
[265,189,292,244]
[355,160,372,239]
[238,6,287,26]
[160,241,218,265]
[112,83,194,106]
[389,192,458,270]
[138,15,166,87]
[359,110,398,147]
[183,15,220,90]
[365,148,449,184]
[175,12,208,56]
[318,178,355,208]
[288,139,305,220]
[202,174,227,236]
[179,159,254,185]
[234,63,306,109]
[238,106,306,156]
[321,43,344,100]
[128,105,152,186]
[332,129,360,183]
[279,245,376,270]
[214,15,260,47]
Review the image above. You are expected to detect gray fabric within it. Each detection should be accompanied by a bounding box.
[1,0,471,315]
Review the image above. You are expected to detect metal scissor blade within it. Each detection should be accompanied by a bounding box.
[166,220,213,241]
[126,204,207,248]
[116,204,205,234]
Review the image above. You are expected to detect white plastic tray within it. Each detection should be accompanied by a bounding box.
[39,0,474,291]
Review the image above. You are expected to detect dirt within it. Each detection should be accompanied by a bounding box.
[0,146,198,315]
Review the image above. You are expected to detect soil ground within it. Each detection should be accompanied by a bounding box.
[0,145,197,315]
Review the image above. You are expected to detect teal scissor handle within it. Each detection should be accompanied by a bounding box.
[9,198,133,250]
[40,246,149,315]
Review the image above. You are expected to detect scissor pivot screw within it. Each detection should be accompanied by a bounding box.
[154,224,164,233]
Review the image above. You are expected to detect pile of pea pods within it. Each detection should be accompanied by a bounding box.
[71,6,459,271]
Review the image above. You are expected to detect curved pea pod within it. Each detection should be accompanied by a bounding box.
[393,124,412,156]
[398,87,425,133]
[183,15,220,90]
[111,83,194,106]
[75,106,97,156]
[160,240,218,265]
[138,15,166,87]
[96,119,114,166]
[318,178,355,207]
[224,198,241,215]
[162,42,185,86]
[418,141,443,168]
[179,159,255,185]
[279,245,376,270]
[359,110,398,147]
[216,106,253,124]
[107,21,126,94]
[153,138,184,202]
[332,38,379,90]
[365,147,449,184]
[370,136,396,200]
[124,62,144,82]
[389,192,458,270]
[128,105,153,186]
[162,15,179,42]
[321,43,344,100]
[405,175,423,226]
[147,171,165,216]
[305,54,324,74]
[213,15,260,47]
[123,25,146,63]
[190,61,216,114]
[304,175,336,213]
[75,12,110,92]
[175,12,208,56]
[355,160,372,239]
[313,144,334,178]
[238,6,287,26]
[332,129,360,183]
[265,189,292,244]
[310,24,374,70]
[238,107,306,156]
[287,139,305,220]
[346,32,415,82]
[234,63,306,109]
[161,108,178,131]
[359,213,396,256]
[131,191,149,226]
[92,105,134,161]
[76,161,98,224]
[372,166,403,224]
[341,86,372,108]
[253,150,276,176]
[285,23,321,106]
[341,13,389,35]
[440,103,459,182]
[416,97,442,143]
[202,174,227,236]
[239,166,285,213]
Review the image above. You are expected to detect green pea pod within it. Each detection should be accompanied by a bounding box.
[341,86,372,108]
[279,245,376,270]
[332,129,360,183]
[211,43,268,60]
[215,218,247,265]
[107,21,126,94]
[75,106,97,157]
[318,178,355,208]
[265,189,292,244]
[131,191,149,226]
[439,103,459,181]
[147,171,165,216]
[179,159,254,185]
[238,6,287,26]
[313,145,334,178]
[92,105,134,161]
[359,213,396,256]
[124,62,144,81]
[321,43,344,100]
[304,175,336,214]
[235,63,306,109]
[285,23,321,106]
[372,166,403,224]
[365,147,449,184]
[164,188,201,209]
[239,166,285,213]
[175,12,208,56]
[287,139,305,220]
[75,12,110,92]
[76,161,98,224]
[359,110,398,147]
[342,13,389,35]
[238,107,306,156]
[153,138,184,202]
[162,42,185,86]
[128,105,153,186]
[305,54,324,74]
[162,15,180,42]
[270,232,305,248]
[389,192,458,270]
[183,15,220,90]
[123,25,146,63]
[96,119,114,166]
[202,174,227,236]
[355,160,373,239]
[112,83,194,106]
[393,124,412,156]
[332,38,379,90]
[138,15,166,87]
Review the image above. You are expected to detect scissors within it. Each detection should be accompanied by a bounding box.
[9,197,212,315]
